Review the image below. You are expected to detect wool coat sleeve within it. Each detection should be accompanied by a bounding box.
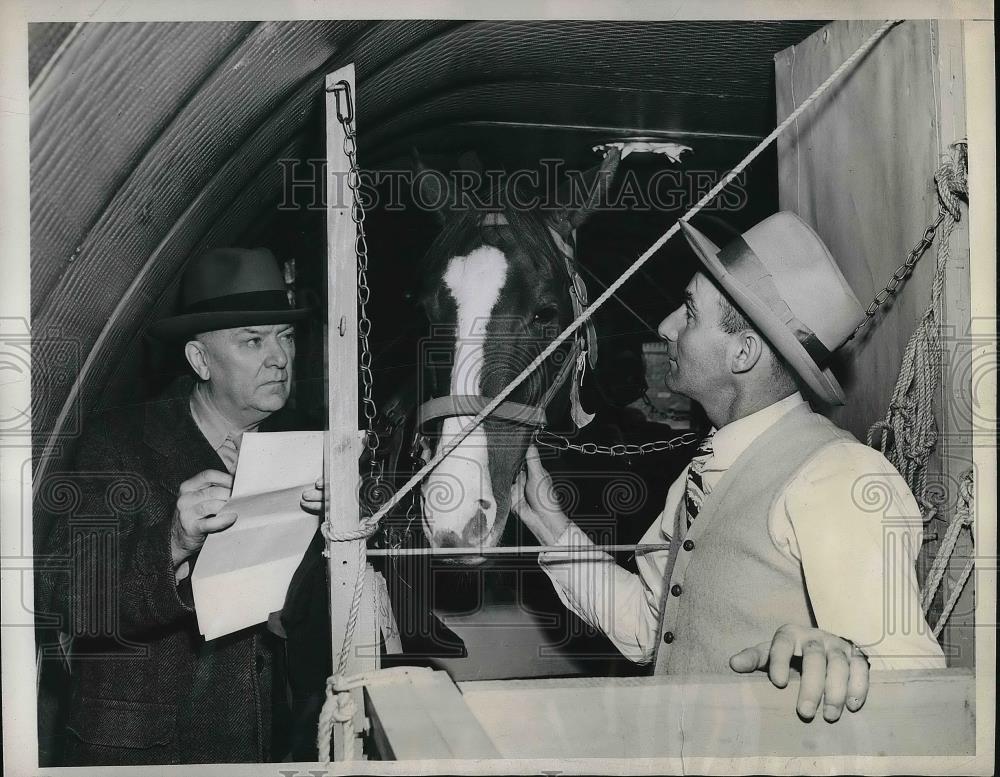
[38,416,195,641]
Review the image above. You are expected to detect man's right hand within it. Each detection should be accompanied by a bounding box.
[510,444,571,545]
[170,469,236,568]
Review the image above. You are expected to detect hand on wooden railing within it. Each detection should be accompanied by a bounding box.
[729,623,870,723]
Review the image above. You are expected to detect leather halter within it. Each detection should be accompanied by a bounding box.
[414,212,595,435]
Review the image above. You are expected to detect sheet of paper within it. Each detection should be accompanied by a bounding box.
[192,430,324,640]
[231,430,325,497]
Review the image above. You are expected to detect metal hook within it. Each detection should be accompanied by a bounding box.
[326,79,354,126]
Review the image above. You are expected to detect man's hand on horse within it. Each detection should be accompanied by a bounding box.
[170,469,236,567]
[729,623,870,723]
[510,444,571,546]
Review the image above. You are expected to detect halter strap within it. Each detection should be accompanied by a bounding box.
[417,394,548,428]
[415,211,593,434]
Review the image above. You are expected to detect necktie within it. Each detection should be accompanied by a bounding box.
[685,432,715,529]
[217,435,239,475]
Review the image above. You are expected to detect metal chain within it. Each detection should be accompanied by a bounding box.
[534,428,698,456]
[332,81,383,499]
[848,210,947,341]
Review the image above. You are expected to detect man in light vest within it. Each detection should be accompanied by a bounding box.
[514,212,946,723]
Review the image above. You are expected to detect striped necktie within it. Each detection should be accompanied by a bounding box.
[685,432,715,529]
[217,434,239,475]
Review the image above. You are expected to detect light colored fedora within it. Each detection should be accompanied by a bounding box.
[680,212,864,405]
[149,247,309,340]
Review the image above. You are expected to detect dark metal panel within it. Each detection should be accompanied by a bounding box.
[359,20,825,126]
[364,81,770,163]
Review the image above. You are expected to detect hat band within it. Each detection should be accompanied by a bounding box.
[716,237,832,368]
[183,289,292,315]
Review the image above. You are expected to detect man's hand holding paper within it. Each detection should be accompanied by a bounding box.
[190,431,325,640]
[300,476,324,515]
[170,469,237,568]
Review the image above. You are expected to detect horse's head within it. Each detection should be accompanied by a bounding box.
[414,152,620,559]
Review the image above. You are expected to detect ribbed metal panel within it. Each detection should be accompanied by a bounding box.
[359,21,823,124]
[27,22,76,84]
[364,81,770,161]
[30,22,257,312]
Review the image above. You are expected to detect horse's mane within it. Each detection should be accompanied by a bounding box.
[419,183,573,296]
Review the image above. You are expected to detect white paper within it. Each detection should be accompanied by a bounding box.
[191,431,324,640]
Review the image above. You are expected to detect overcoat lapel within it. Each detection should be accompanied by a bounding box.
[142,392,224,495]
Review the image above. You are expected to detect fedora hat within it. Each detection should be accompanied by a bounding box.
[679,212,863,405]
[149,247,310,340]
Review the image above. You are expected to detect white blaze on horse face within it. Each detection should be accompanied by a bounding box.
[422,246,507,548]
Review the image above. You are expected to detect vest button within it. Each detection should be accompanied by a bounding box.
[671,583,683,597]
[662,631,674,644]
[683,539,695,551]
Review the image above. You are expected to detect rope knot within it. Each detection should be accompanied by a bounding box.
[320,519,378,556]
[332,691,357,724]
[935,141,968,220]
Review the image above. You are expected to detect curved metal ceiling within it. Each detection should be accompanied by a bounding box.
[29,19,824,476]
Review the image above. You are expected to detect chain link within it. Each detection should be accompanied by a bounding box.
[332,81,383,501]
[534,428,698,456]
[849,211,947,340]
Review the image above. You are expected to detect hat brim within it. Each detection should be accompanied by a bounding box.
[147,307,311,340]
[680,221,845,405]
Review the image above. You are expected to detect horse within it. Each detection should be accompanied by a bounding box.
[407,148,624,560]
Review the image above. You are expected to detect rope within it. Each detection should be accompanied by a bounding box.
[920,469,975,637]
[866,142,968,499]
[365,542,672,557]
[317,537,368,762]
[317,19,902,761]
[861,142,971,638]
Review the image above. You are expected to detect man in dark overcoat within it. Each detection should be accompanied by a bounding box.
[38,247,311,765]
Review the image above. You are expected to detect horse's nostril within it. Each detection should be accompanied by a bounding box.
[462,509,490,546]
[476,498,492,510]
[433,531,462,548]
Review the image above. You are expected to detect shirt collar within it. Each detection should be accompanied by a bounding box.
[705,392,806,471]
[189,381,259,452]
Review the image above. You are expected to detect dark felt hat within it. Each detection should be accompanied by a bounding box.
[148,247,309,340]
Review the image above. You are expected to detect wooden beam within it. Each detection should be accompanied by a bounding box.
[365,670,500,760]
[933,19,975,669]
[325,62,377,760]
[456,669,974,758]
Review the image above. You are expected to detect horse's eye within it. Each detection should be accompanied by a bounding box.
[532,306,560,326]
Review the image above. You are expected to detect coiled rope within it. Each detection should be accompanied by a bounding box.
[865,141,973,635]
[318,19,902,762]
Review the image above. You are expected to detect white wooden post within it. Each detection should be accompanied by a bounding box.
[325,63,378,760]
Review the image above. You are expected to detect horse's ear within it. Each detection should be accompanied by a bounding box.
[412,149,452,226]
[549,145,623,242]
